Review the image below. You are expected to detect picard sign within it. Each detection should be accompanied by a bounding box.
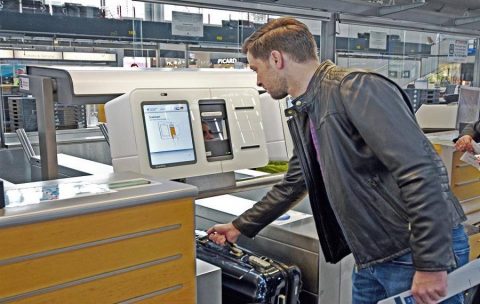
[217,58,237,64]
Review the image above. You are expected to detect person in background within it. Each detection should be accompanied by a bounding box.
[207,17,469,304]
[455,120,480,153]
[202,121,215,141]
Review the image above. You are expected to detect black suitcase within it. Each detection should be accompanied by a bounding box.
[196,232,302,304]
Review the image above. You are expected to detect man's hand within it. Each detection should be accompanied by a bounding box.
[207,222,241,245]
[455,135,474,153]
[411,270,447,304]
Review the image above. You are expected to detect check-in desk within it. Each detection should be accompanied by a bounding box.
[428,132,480,260]
[196,195,354,304]
[0,172,197,303]
[428,132,480,224]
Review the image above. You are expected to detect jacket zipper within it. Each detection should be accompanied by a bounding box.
[289,114,360,264]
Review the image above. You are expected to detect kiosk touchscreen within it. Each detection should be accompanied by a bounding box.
[141,101,196,168]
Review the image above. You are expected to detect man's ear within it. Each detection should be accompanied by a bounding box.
[270,50,284,69]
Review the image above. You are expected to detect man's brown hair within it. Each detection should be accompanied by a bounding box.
[242,17,318,62]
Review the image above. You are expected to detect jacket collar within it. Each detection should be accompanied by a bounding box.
[288,60,336,113]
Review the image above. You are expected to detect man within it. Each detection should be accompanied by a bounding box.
[208,17,469,304]
[201,121,215,141]
[455,120,480,153]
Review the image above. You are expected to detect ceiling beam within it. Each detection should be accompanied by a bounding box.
[147,0,480,36]
[145,0,331,20]
[340,13,480,37]
[454,15,480,26]
[378,1,427,17]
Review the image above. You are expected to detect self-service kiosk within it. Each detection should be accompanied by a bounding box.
[20,67,269,184]
[104,69,269,189]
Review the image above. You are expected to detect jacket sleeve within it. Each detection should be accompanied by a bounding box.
[339,72,460,271]
[460,120,480,142]
[232,149,308,238]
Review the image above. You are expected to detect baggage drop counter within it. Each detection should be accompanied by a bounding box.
[0,172,197,303]
[427,131,480,224]
[427,131,480,261]
[196,193,355,304]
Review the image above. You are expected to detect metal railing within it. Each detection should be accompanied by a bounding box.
[15,128,36,159]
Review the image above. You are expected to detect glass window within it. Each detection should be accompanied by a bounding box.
[336,23,476,89]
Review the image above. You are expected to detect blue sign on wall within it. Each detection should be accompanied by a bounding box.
[468,47,476,55]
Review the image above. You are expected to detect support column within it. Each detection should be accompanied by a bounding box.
[320,13,337,63]
[185,43,190,68]
[144,3,163,22]
[0,91,5,148]
[29,76,58,180]
[144,2,153,21]
[116,48,124,67]
[156,43,161,67]
[473,38,480,87]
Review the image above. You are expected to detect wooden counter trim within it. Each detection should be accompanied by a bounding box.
[454,178,480,186]
[461,195,480,203]
[451,150,480,185]
[452,182,480,201]
[0,254,181,303]
[460,197,480,216]
[135,280,196,304]
[0,224,181,267]
[0,198,192,260]
[0,224,193,297]
[118,284,182,303]
[452,167,480,183]
[469,233,480,261]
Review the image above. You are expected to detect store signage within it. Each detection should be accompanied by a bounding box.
[217,58,237,64]
[447,39,468,63]
[369,31,387,50]
[388,70,398,78]
[63,52,116,62]
[19,76,29,91]
[401,70,411,79]
[172,11,204,37]
[14,50,63,60]
[0,50,14,58]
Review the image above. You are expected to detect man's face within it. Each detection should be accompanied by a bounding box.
[202,122,214,140]
[247,52,288,100]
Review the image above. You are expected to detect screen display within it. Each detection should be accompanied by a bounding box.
[141,101,196,168]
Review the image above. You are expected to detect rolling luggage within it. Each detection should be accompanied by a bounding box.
[196,231,302,304]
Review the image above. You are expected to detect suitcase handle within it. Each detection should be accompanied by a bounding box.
[197,234,244,258]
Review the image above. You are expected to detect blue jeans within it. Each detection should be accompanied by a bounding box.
[352,225,470,304]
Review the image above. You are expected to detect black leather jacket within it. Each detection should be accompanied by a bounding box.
[233,61,466,270]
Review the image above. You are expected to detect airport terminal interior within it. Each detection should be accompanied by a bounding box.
[0,0,480,303]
